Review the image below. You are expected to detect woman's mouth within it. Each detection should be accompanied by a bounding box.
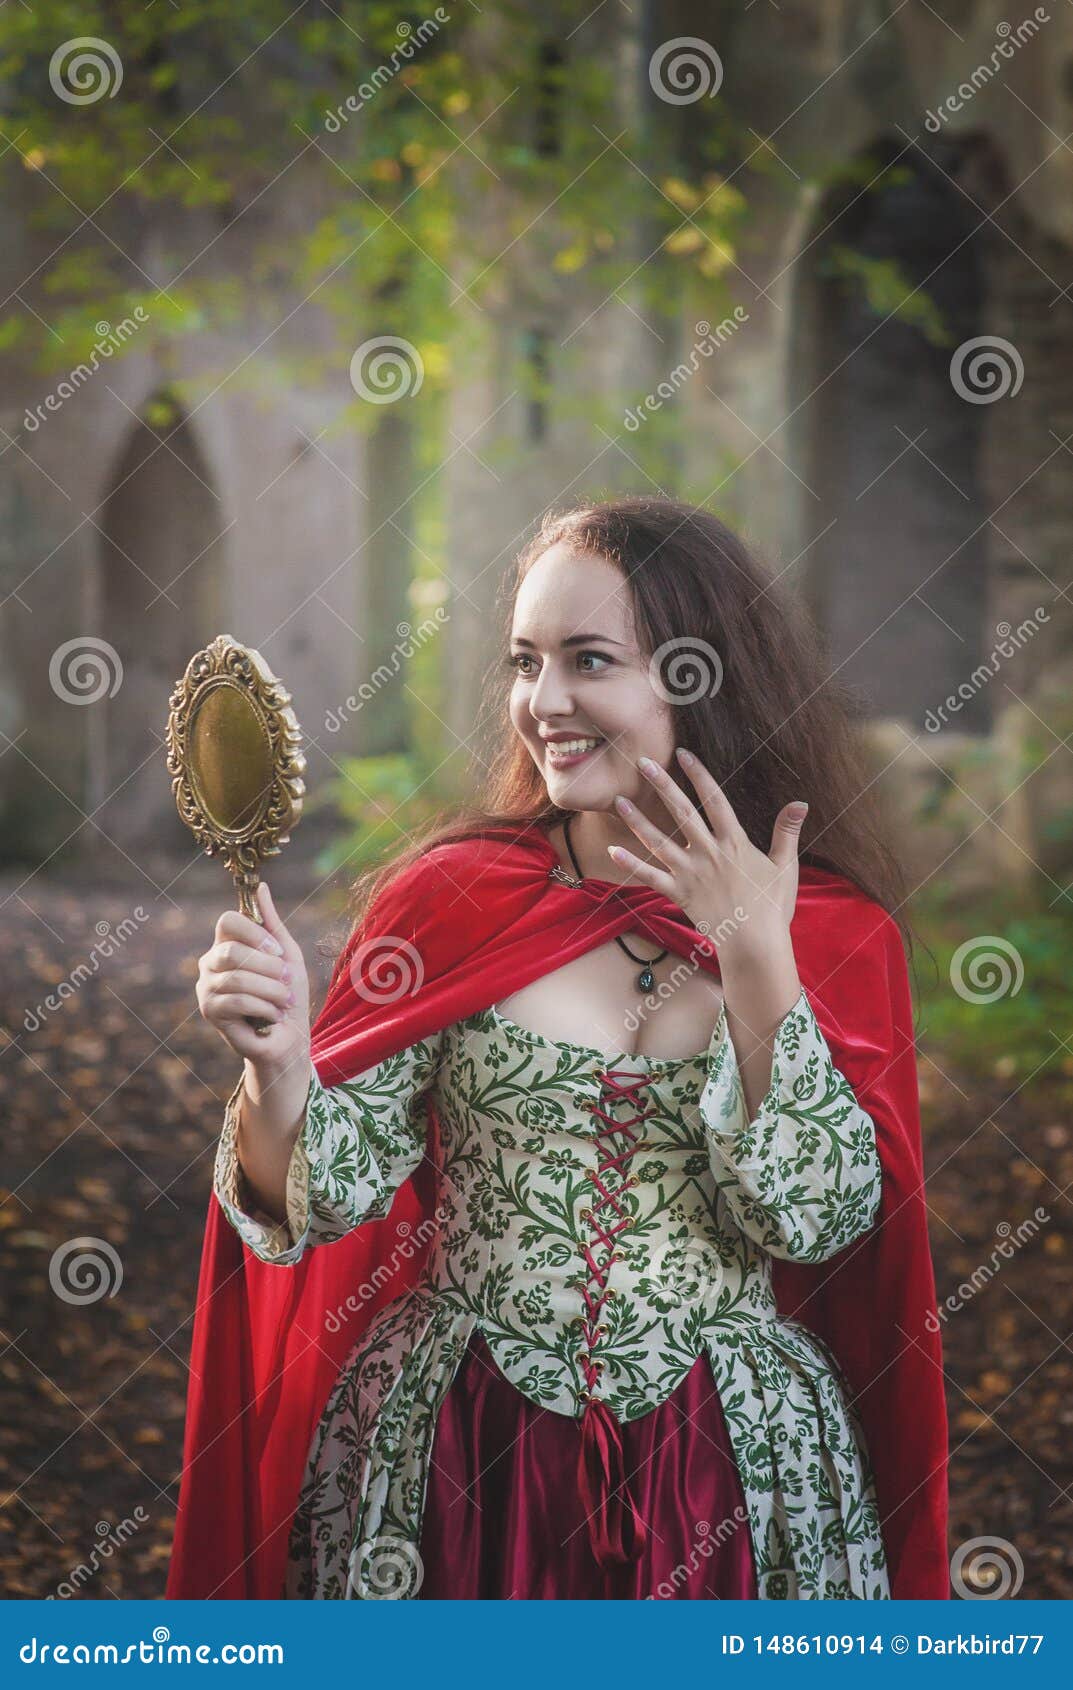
[544,735,605,768]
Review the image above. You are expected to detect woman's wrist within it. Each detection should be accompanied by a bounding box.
[242,1047,314,1138]
[234,1053,312,1228]
[713,909,793,966]
[718,922,800,1015]
[714,925,802,1118]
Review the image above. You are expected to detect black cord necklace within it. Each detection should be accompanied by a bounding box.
[562,811,670,993]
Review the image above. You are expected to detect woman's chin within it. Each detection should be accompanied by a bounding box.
[545,781,619,815]
[545,769,609,797]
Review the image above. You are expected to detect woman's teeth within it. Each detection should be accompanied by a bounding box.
[545,737,604,762]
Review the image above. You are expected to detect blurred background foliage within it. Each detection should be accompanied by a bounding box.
[4,0,1061,1051]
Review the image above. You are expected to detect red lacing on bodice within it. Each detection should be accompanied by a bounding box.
[575,1067,657,1569]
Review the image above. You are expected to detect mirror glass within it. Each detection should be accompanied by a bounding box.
[187,682,274,832]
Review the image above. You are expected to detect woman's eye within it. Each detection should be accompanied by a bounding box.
[507,650,611,675]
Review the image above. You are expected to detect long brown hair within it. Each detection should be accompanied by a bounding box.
[341,495,915,964]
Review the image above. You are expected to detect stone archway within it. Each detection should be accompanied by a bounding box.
[788,135,993,734]
[92,390,227,858]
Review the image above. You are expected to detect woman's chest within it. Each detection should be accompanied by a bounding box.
[494,936,724,1060]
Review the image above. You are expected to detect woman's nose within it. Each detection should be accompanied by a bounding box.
[529,663,573,718]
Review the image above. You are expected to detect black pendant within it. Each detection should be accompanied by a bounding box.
[638,967,654,991]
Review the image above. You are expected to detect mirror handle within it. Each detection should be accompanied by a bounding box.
[236,874,274,1038]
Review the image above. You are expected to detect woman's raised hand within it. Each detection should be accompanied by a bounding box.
[608,748,807,948]
[196,882,312,1070]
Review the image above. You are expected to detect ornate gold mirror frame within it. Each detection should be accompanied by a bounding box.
[165,633,306,1034]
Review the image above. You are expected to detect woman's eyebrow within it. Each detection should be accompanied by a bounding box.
[511,633,627,648]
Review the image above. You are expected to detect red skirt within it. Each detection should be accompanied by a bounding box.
[417,1329,757,1599]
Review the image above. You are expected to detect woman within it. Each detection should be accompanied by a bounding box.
[167,497,949,1601]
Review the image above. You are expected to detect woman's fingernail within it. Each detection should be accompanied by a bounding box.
[281,964,292,983]
[614,795,633,813]
[638,756,657,774]
[261,937,283,956]
[286,991,295,1006]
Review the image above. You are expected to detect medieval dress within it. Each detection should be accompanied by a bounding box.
[212,982,891,1600]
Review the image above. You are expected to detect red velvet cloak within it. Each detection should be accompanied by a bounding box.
[166,821,949,1600]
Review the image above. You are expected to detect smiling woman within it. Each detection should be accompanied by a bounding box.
[356,494,911,939]
[170,494,949,1604]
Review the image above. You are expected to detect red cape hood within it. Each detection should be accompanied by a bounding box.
[166,821,949,1599]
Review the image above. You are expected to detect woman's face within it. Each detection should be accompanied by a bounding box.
[508,541,679,820]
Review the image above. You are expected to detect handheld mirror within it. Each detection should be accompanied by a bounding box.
[165,634,306,1036]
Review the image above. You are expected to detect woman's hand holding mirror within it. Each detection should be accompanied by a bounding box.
[196,882,312,1076]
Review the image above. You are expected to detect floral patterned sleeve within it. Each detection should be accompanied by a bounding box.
[212,1032,444,1267]
[699,988,883,1264]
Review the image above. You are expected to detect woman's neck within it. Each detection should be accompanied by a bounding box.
[552,807,685,886]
